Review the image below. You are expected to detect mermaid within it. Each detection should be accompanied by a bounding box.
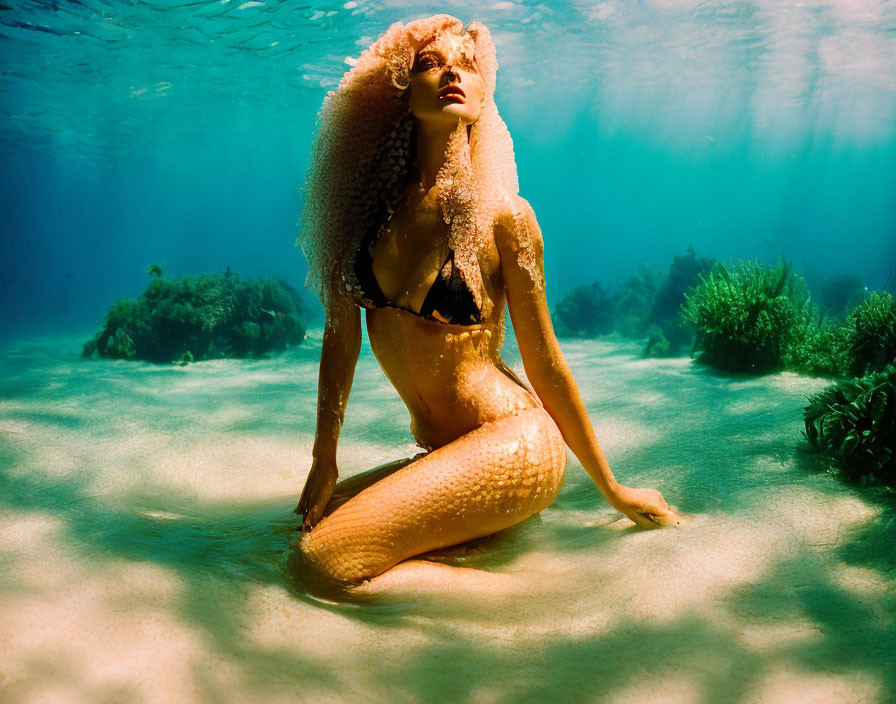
[292,15,679,600]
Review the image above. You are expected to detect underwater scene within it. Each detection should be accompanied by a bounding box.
[1,1,895,702]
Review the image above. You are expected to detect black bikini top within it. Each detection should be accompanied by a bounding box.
[351,199,482,326]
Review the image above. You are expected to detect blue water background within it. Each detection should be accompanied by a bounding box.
[1,0,895,339]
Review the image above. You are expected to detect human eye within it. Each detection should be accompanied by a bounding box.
[415,53,440,71]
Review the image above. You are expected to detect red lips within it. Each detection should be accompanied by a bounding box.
[439,85,465,100]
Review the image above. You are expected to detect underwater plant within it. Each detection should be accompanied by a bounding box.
[679,259,893,379]
[645,246,716,357]
[802,363,896,486]
[651,246,715,321]
[551,247,714,353]
[681,257,800,373]
[612,264,661,339]
[552,281,616,338]
[786,306,852,378]
[780,285,895,381]
[147,263,163,279]
[846,290,896,377]
[642,325,671,358]
[276,278,310,320]
[551,250,877,378]
[83,269,306,363]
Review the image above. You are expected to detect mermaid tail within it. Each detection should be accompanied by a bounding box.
[293,407,566,598]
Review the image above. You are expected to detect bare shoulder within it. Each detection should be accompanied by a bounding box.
[493,194,543,257]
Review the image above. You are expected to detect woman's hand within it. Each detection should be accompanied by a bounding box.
[295,457,338,532]
[608,485,680,529]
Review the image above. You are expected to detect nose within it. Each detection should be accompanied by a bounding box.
[441,65,460,85]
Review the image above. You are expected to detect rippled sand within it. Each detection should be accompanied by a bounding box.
[1,332,893,703]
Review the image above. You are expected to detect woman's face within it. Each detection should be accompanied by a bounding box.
[409,32,484,127]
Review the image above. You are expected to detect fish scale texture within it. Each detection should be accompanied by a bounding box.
[299,406,567,584]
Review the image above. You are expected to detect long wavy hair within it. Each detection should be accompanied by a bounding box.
[297,14,539,320]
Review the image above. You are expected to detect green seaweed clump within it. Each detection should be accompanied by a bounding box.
[681,257,800,373]
[83,269,306,364]
[786,289,895,379]
[643,325,671,358]
[552,282,616,338]
[802,363,896,486]
[787,308,852,378]
[846,291,896,377]
[147,263,163,279]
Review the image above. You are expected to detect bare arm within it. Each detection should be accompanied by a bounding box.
[312,293,362,461]
[496,196,678,528]
[296,291,362,530]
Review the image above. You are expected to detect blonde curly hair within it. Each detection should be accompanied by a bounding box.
[297,14,539,319]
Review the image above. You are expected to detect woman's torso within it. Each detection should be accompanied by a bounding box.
[366,307,541,450]
[354,184,541,450]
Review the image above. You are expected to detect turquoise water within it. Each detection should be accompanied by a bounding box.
[2,1,896,702]
[2,0,894,335]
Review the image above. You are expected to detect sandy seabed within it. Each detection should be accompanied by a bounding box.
[0,330,893,704]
